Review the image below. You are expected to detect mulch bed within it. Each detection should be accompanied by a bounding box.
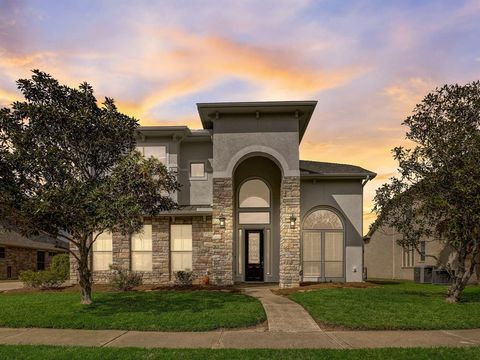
[272,282,377,296]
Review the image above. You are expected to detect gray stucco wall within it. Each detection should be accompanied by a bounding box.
[177,141,213,206]
[212,115,300,178]
[300,179,364,282]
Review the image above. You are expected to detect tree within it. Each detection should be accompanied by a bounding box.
[372,81,480,303]
[0,70,180,304]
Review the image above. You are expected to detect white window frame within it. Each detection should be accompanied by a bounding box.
[170,224,193,272]
[93,231,113,271]
[131,224,153,272]
[189,161,207,180]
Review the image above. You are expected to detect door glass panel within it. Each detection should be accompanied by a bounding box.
[248,233,260,264]
[324,232,343,262]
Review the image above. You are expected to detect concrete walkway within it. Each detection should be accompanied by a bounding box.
[0,281,24,292]
[0,327,479,349]
[241,285,321,332]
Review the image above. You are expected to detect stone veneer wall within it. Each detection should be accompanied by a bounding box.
[1,247,57,280]
[279,176,301,288]
[70,216,213,285]
[211,178,234,285]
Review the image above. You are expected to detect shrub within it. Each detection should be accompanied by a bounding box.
[108,265,143,291]
[50,253,70,280]
[19,269,64,289]
[174,271,194,286]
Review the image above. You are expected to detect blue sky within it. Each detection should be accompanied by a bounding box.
[1,0,479,229]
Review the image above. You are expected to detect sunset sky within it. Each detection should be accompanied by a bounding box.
[1,0,479,232]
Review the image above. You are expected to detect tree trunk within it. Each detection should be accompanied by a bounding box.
[446,250,475,304]
[77,239,93,305]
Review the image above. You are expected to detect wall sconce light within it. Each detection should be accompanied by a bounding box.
[289,214,297,229]
[219,214,226,229]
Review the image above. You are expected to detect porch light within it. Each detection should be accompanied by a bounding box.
[219,214,226,229]
[289,214,297,229]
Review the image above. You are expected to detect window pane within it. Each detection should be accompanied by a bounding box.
[143,146,167,164]
[302,232,321,262]
[171,252,192,272]
[303,210,343,230]
[239,179,270,208]
[324,232,343,262]
[93,232,112,251]
[93,253,112,271]
[132,252,152,271]
[132,225,152,251]
[171,225,192,251]
[325,262,343,277]
[303,261,321,277]
[190,163,205,178]
[239,212,270,224]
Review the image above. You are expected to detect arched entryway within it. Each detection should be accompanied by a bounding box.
[233,156,281,283]
[301,208,345,282]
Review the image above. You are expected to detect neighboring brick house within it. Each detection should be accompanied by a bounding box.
[364,226,480,283]
[70,101,376,288]
[0,228,68,280]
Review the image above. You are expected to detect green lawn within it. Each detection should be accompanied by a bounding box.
[0,345,478,360]
[0,290,265,331]
[289,281,480,330]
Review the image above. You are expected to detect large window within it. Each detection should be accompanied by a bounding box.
[171,225,192,272]
[239,179,270,208]
[131,225,153,271]
[302,209,344,280]
[402,246,415,268]
[93,231,113,271]
[138,145,167,164]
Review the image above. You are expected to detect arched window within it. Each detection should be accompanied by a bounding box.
[302,209,344,281]
[239,179,270,208]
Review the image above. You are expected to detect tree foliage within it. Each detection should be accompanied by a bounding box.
[0,70,180,303]
[372,81,480,302]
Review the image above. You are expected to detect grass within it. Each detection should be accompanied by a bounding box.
[0,290,265,331]
[288,281,480,330]
[0,345,478,359]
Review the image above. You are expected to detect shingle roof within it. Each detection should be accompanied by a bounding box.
[0,228,68,251]
[300,160,376,179]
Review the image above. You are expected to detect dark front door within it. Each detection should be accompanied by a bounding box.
[245,230,264,281]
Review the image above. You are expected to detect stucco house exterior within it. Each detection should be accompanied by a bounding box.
[364,226,479,283]
[71,101,376,288]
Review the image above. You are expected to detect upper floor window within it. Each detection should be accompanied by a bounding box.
[190,162,206,179]
[138,145,167,164]
[420,241,426,262]
[0,247,5,259]
[402,246,414,268]
[239,179,270,208]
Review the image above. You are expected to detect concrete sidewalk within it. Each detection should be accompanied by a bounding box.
[0,281,24,292]
[0,327,479,349]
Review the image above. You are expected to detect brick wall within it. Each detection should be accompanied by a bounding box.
[0,247,58,280]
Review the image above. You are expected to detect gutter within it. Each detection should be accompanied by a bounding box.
[361,174,372,187]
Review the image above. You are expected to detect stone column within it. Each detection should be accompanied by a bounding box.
[279,176,301,288]
[212,177,234,285]
[151,217,170,284]
[112,232,130,270]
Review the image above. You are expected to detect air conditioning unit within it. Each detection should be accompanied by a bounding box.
[414,265,433,283]
[432,268,453,285]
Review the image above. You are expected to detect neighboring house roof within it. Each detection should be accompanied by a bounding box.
[300,160,377,180]
[197,101,317,142]
[0,228,68,252]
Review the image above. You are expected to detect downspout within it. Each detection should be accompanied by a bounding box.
[392,229,396,279]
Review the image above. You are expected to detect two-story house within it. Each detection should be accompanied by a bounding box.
[76,101,376,288]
